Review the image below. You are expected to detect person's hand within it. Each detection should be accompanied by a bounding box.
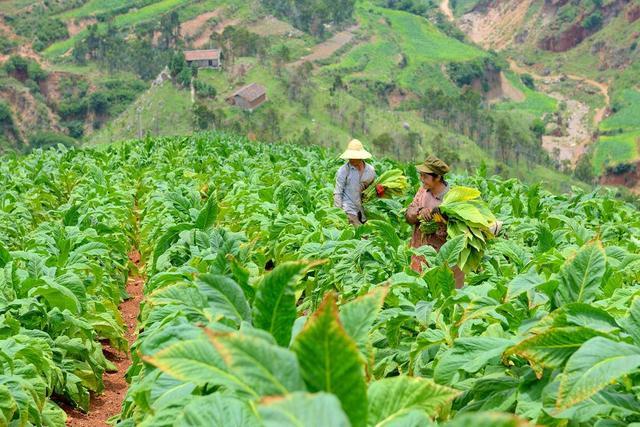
[376,184,385,197]
[418,207,431,221]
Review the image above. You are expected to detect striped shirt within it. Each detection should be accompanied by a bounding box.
[333,162,376,219]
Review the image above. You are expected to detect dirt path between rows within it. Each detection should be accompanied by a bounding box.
[64,206,144,426]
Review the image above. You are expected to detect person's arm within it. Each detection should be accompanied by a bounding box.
[405,189,426,225]
[361,166,376,190]
[334,166,346,208]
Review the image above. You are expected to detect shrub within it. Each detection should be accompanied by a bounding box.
[194,80,217,99]
[583,11,603,31]
[29,131,77,149]
[521,73,535,89]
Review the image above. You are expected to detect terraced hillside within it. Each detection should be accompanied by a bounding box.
[1,0,586,193]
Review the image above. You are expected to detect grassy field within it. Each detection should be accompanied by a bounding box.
[495,71,558,115]
[593,130,640,174]
[45,0,192,57]
[600,88,640,132]
[323,4,484,93]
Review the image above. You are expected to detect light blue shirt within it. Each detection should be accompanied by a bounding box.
[333,162,376,219]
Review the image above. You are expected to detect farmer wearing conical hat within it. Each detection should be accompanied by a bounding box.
[334,139,377,227]
[406,155,465,287]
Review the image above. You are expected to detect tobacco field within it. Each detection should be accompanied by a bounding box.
[1,133,640,427]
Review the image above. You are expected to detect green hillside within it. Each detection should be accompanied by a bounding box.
[3,0,639,192]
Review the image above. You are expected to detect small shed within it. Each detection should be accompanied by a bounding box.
[184,49,222,69]
[226,83,267,111]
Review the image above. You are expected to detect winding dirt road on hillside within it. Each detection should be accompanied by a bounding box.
[440,0,454,21]
[508,59,610,165]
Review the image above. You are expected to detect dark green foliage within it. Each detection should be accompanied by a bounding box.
[32,18,69,51]
[382,0,433,16]
[215,26,269,61]
[447,56,501,88]
[58,99,88,120]
[169,51,186,78]
[530,118,545,138]
[74,24,172,80]
[89,92,109,115]
[194,80,217,99]
[29,131,77,149]
[521,73,535,89]
[63,120,85,139]
[98,78,148,116]
[3,56,47,82]
[583,11,603,30]
[192,103,216,130]
[0,101,15,139]
[261,0,356,36]
[574,152,595,183]
[177,66,193,87]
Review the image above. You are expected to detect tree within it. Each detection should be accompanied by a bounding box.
[169,51,186,78]
[574,152,595,183]
[192,103,216,130]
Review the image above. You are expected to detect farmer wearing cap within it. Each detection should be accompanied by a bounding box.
[405,155,465,287]
[334,139,377,227]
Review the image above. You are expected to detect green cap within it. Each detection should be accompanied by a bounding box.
[416,155,450,176]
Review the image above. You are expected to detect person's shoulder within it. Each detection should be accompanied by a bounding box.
[365,163,375,173]
[336,163,348,174]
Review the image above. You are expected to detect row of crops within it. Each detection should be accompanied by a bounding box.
[2,133,640,426]
[0,148,135,425]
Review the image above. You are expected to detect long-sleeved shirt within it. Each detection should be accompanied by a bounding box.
[405,185,449,251]
[333,162,376,219]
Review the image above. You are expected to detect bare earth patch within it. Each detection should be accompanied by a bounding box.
[507,59,610,165]
[63,249,144,427]
[290,25,358,67]
[440,0,454,21]
[249,15,300,37]
[67,18,97,37]
[458,0,534,50]
[181,10,222,39]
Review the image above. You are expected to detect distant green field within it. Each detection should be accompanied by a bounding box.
[56,0,157,19]
[45,0,190,57]
[494,71,558,115]
[600,89,640,132]
[593,130,640,174]
[325,5,484,93]
[451,0,483,16]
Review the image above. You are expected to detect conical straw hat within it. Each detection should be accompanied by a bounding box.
[339,139,372,160]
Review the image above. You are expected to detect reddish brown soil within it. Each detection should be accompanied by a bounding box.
[63,250,144,427]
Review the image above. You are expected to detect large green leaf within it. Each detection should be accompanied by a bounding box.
[258,392,350,427]
[28,282,81,314]
[505,269,545,301]
[195,193,218,230]
[368,376,459,426]
[555,243,606,306]
[152,223,193,273]
[196,274,251,324]
[556,337,640,410]
[211,331,306,397]
[292,293,367,427]
[445,412,533,427]
[174,394,259,426]
[619,297,640,346]
[144,336,256,397]
[339,286,387,365]
[505,327,606,377]
[436,235,466,267]
[434,337,513,384]
[253,261,308,347]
